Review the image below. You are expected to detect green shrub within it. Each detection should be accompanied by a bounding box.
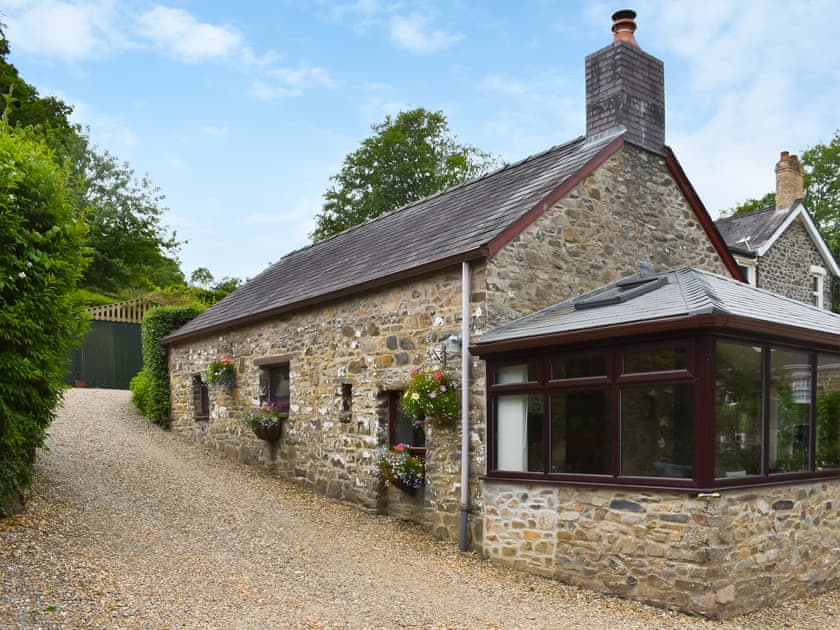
[140,305,204,428]
[129,369,150,416]
[0,125,88,516]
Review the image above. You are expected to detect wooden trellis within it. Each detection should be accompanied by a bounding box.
[87,297,157,324]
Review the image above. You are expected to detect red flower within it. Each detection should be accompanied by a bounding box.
[221,355,233,364]
[394,444,406,452]
[434,370,443,382]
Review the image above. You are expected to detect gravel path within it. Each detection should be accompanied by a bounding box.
[0,389,836,629]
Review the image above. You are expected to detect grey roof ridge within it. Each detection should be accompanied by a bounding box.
[677,267,726,316]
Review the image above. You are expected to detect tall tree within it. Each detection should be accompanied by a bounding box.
[802,130,839,257]
[312,108,497,241]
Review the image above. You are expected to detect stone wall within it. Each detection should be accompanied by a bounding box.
[758,217,834,309]
[168,265,488,542]
[481,479,840,618]
[486,143,731,328]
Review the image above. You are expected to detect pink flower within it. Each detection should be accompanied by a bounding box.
[394,444,406,452]
[434,371,443,382]
[221,355,232,364]
[440,385,447,392]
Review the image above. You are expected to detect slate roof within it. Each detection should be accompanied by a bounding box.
[714,202,799,256]
[476,266,840,349]
[163,128,626,344]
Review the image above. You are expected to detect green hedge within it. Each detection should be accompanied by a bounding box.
[139,305,204,428]
[0,126,88,516]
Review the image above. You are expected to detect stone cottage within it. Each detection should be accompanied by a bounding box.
[161,10,837,618]
[715,151,839,310]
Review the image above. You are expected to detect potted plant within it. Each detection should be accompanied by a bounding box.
[374,443,424,493]
[243,401,288,442]
[401,367,458,429]
[206,355,236,387]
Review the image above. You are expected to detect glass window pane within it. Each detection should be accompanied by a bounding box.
[393,394,425,448]
[621,384,693,478]
[715,342,763,478]
[816,353,839,470]
[550,390,610,474]
[495,394,543,472]
[769,348,811,474]
[623,348,687,374]
[550,355,606,380]
[495,363,540,384]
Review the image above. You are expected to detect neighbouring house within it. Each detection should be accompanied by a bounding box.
[160,10,838,618]
[715,151,839,310]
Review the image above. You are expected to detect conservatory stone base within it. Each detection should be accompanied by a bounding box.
[481,479,839,618]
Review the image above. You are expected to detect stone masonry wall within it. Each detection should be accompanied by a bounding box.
[758,217,835,309]
[482,479,840,618]
[486,143,731,328]
[168,265,489,543]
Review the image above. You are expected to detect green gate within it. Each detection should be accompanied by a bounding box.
[65,298,156,390]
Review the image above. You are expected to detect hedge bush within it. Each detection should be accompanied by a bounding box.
[129,369,150,416]
[0,125,88,516]
[139,305,204,428]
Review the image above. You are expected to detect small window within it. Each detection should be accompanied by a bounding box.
[389,391,425,455]
[340,383,352,423]
[816,353,840,470]
[810,266,826,309]
[192,374,209,421]
[768,348,811,474]
[259,363,290,413]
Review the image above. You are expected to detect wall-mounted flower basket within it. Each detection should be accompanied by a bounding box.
[375,444,424,493]
[207,356,236,387]
[243,402,288,442]
[252,423,282,442]
[401,367,459,430]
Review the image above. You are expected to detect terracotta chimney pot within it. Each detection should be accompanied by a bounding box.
[612,9,639,47]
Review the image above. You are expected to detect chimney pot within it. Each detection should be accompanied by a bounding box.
[612,9,639,47]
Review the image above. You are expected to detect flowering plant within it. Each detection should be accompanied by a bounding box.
[243,401,289,429]
[206,355,235,386]
[375,443,425,492]
[401,367,458,429]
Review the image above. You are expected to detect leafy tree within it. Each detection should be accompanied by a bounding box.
[726,192,776,217]
[212,276,242,293]
[190,267,214,288]
[802,130,839,258]
[0,123,88,515]
[79,150,183,293]
[312,108,497,241]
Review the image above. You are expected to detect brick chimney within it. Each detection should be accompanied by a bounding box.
[775,151,804,209]
[585,10,665,154]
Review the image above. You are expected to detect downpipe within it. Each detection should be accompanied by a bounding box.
[459,260,470,552]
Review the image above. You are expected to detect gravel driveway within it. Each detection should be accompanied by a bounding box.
[0,388,836,628]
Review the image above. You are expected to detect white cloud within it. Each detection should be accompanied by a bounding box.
[201,127,230,137]
[136,6,243,62]
[388,13,461,54]
[250,81,303,100]
[4,0,121,60]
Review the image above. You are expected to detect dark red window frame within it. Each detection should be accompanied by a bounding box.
[484,333,838,491]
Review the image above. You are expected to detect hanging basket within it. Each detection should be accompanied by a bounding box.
[252,423,282,442]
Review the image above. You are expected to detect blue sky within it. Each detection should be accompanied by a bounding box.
[4,0,838,282]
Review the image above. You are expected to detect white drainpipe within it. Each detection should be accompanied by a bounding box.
[459,260,470,552]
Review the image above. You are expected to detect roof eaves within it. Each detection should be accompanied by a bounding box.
[161,247,488,346]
